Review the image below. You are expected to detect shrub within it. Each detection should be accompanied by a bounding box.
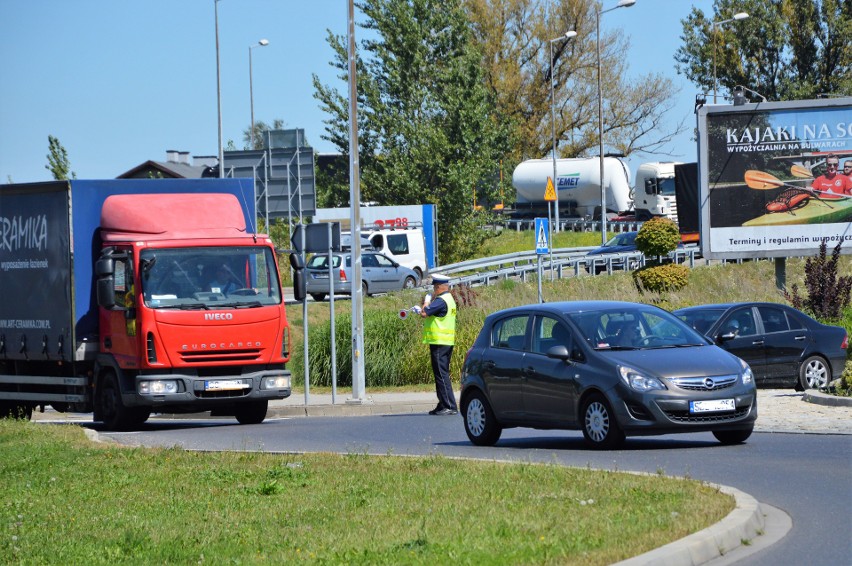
[836,361,852,397]
[633,263,690,293]
[784,240,852,321]
[635,217,681,259]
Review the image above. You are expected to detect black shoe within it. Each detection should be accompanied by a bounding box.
[428,405,444,415]
[434,408,457,416]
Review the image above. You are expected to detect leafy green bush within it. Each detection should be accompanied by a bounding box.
[784,240,852,321]
[634,217,681,259]
[633,263,690,293]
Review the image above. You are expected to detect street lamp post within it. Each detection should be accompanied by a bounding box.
[214,0,223,177]
[712,12,749,103]
[549,31,577,234]
[249,39,269,150]
[597,0,636,246]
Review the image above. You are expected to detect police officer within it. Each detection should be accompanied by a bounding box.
[420,273,458,415]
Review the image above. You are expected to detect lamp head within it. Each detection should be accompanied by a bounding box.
[617,0,637,7]
[565,31,578,40]
[258,39,269,46]
[733,12,749,21]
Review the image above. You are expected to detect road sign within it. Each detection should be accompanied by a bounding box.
[535,217,549,255]
[544,176,557,202]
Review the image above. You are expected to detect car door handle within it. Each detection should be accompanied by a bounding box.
[794,336,806,341]
[752,340,764,346]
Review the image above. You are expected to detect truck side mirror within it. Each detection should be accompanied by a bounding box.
[289,253,306,302]
[644,178,659,195]
[97,277,117,309]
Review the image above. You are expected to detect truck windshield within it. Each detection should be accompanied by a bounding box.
[139,246,281,309]
[658,177,677,196]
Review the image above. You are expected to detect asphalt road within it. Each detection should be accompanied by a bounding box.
[99,414,852,566]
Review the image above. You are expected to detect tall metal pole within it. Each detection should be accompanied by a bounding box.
[596,0,636,246]
[549,31,576,234]
[711,13,749,104]
[550,39,558,234]
[596,8,606,245]
[214,0,224,178]
[347,0,366,403]
[249,39,268,150]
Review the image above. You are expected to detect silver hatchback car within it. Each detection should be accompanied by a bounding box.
[460,301,758,449]
[305,252,419,301]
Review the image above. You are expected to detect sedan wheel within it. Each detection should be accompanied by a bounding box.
[403,276,416,289]
[712,427,753,445]
[581,394,624,449]
[800,356,829,390]
[462,390,502,446]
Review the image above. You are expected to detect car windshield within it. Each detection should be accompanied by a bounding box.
[675,309,726,335]
[140,246,281,309]
[568,307,708,350]
[603,233,636,248]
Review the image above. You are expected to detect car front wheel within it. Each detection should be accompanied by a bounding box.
[581,394,624,449]
[799,356,829,390]
[403,276,416,289]
[462,390,502,446]
[712,427,753,445]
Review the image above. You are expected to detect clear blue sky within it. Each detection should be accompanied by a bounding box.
[0,0,716,185]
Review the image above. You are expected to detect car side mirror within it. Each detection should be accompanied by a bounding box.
[718,331,737,342]
[546,345,571,361]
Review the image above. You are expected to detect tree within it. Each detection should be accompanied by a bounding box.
[242,119,286,150]
[465,0,686,164]
[675,0,852,102]
[45,135,75,180]
[313,0,512,263]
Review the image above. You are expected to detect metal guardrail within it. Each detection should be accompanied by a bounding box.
[431,246,700,288]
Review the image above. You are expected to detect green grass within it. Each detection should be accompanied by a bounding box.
[1,419,733,565]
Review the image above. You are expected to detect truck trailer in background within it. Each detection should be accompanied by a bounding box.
[0,179,305,429]
[511,156,632,219]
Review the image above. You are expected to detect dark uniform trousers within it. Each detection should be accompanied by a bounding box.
[430,344,457,411]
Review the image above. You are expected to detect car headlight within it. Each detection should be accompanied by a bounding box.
[618,365,666,392]
[739,359,754,385]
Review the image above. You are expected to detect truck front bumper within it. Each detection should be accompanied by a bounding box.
[126,368,291,408]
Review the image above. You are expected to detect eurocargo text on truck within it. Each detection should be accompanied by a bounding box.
[0,179,306,430]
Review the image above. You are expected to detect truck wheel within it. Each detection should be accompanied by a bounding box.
[99,371,150,431]
[235,400,268,425]
[310,293,327,302]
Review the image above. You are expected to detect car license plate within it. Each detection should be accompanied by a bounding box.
[689,399,735,413]
[312,273,329,279]
[204,380,248,392]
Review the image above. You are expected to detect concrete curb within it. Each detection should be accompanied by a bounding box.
[803,389,852,407]
[614,485,772,566]
[266,401,435,418]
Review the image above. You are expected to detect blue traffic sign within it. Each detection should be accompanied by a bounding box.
[534,217,549,255]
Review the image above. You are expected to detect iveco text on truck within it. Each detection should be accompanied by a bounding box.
[0,179,306,430]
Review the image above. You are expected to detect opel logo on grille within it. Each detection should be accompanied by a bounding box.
[703,378,716,389]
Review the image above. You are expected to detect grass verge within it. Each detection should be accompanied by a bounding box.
[1,419,733,565]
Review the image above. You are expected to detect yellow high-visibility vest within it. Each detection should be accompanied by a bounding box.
[422,293,457,346]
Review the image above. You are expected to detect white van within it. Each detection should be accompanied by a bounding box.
[367,228,428,280]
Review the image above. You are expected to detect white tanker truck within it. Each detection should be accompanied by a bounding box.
[511,157,632,218]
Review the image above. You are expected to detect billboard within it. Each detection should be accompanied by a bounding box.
[697,97,852,259]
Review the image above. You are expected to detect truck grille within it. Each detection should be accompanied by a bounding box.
[180,349,263,364]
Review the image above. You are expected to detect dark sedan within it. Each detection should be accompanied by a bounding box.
[585,231,683,274]
[673,302,848,390]
[460,301,757,449]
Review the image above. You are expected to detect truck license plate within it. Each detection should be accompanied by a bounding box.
[689,399,735,413]
[204,380,248,391]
